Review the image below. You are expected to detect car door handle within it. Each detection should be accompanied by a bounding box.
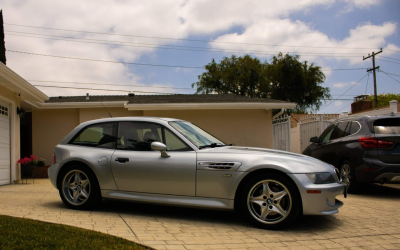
[115,157,129,163]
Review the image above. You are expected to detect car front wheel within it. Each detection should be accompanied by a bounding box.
[240,173,301,229]
[58,164,101,210]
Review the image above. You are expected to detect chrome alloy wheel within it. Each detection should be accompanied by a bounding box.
[247,180,292,224]
[341,164,351,187]
[62,170,91,206]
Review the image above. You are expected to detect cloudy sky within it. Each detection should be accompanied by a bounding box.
[2,0,400,114]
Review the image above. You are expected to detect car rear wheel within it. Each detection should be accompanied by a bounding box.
[240,173,301,229]
[58,164,101,210]
[340,160,358,193]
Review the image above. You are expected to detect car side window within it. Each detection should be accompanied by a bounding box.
[117,122,192,151]
[318,124,335,143]
[330,122,350,140]
[71,122,117,148]
[349,122,361,135]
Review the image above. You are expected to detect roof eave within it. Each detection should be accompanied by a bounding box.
[0,63,49,102]
[125,102,297,110]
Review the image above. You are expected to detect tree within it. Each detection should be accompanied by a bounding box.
[192,53,330,113]
[368,93,400,108]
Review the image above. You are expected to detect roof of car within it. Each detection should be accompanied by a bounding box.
[335,114,398,122]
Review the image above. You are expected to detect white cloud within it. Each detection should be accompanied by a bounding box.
[340,0,381,13]
[210,21,397,65]
[333,81,357,88]
[334,101,343,106]
[1,0,390,97]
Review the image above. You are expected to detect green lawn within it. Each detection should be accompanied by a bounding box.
[0,215,150,250]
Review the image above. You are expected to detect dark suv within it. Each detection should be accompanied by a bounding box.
[303,115,399,193]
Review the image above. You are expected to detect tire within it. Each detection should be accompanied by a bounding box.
[239,173,301,229]
[340,160,359,194]
[58,163,102,210]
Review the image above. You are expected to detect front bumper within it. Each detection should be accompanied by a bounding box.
[288,173,346,215]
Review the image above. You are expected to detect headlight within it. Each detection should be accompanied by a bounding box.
[306,173,336,184]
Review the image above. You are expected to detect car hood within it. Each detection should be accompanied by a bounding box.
[196,146,337,174]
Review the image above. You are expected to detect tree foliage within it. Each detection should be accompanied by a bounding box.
[192,53,330,113]
[368,93,400,108]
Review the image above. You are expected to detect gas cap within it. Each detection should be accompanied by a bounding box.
[98,156,108,166]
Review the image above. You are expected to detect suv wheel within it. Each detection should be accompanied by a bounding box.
[340,160,358,193]
[239,173,301,229]
[58,164,102,210]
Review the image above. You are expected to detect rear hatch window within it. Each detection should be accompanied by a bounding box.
[374,118,400,134]
[374,118,400,164]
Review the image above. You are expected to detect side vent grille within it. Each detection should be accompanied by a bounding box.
[207,163,235,170]
[197,161,242,171]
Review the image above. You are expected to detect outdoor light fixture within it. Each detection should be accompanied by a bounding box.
[16,107,25,118]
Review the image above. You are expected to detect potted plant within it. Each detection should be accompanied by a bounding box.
[18,155,38,180]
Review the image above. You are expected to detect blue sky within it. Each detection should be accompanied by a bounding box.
[3,0,400,114]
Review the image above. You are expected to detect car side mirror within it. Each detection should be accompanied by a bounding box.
[310,136,319,143]
[151,142,170,158]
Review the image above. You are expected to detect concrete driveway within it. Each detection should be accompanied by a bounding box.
[1,179,399,250]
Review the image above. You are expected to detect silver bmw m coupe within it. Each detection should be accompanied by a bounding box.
[49,117,346,229]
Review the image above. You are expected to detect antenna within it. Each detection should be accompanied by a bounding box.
[99,100,113,118]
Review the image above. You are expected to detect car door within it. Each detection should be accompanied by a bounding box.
[309,124,335,160]
[320,122,351,166]
[111,121,197,196]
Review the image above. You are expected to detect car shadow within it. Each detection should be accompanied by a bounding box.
[99,199,344,232]
[349,183,400,199]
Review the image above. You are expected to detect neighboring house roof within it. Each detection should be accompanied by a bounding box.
[291,113,340,122]
[46,94,291,104]
[41,94,297,110]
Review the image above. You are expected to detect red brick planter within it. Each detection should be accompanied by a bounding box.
[33,165,50,178]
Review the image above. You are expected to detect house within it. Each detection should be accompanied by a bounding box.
[0,62,296,185]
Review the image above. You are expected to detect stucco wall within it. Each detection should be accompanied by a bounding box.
[290,127,301,154]
[31,107,273,164]
[0,87,21,182]
[32,109,80,166]
[144,109,273,148]
[78,108,143,123]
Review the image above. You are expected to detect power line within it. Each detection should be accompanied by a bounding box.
[4,22,382,50]
[28,80,194,90]
[8,50,204,69]
[32,85,181,94]
[7,50,373,71]
[378,70,400,84]
[379,71,400,78]
[380,56,400,62]
[319,73,371,111]
[5,31,369,56]
[377,59,400,65]
[334,102,352,113]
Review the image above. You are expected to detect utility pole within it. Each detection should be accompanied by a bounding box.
[363,48,382,108]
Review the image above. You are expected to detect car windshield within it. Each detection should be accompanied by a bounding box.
[169,121,225,148]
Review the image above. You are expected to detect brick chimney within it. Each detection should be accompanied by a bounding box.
[351,95,373,114]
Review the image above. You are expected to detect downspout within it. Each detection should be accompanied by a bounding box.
[272,107,284,120]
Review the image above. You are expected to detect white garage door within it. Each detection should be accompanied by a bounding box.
[0,101,10,186]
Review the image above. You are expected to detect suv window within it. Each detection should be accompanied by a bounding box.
[117,122,192,151]
[318,124,335,143]
[71,123,117,148]
[374,118,400,134]
[349,122,361,135]
[330,122,350,140]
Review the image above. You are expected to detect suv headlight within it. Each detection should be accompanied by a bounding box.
[306,173,336,184]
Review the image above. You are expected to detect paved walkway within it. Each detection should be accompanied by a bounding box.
[1,179,400,250]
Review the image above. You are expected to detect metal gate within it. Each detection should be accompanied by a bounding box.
[272,115,291,152]
[299,114,337,152]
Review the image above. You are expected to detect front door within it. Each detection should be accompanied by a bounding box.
[111,121,196,196]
